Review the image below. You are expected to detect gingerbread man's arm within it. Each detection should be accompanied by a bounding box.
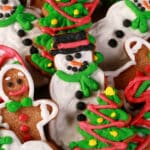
[33,99,58,140]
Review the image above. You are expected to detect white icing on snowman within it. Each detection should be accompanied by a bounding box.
[49,47,105,149]
[0,64,58,141]
[90,0,150,73]
[0,129,53,150]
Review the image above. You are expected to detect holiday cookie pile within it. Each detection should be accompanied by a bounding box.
[1,0,150,150]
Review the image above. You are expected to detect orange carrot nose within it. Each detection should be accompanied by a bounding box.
[2,5,12,11]
[70,60,83,67]
[142,0,150,10]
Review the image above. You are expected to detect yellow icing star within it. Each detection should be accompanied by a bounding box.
[73,9,80,16]
[51,19,58,26]
[48,63,52,67]
[89,139,97,147]
[110,131,118,137]
[94,55,98,61]
[104,87,115,96]
[110,112,116,118]
[97,117,103,124]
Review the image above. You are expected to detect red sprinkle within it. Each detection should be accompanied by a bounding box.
[23,134,31,142]
[19,114,28,122]
[20,125,29,133]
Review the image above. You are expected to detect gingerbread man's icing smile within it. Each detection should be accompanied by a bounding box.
[3,68,29,101]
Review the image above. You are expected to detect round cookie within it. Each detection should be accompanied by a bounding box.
[90,0,150,71]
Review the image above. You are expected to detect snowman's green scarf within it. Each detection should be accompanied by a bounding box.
[125,0,150,33]
[0,5,36,30]
[56,63,100,97]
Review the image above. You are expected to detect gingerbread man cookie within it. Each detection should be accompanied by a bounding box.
[0,63,58,148]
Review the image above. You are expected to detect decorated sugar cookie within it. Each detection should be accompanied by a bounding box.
[46,31,105,149]
[125,73,150,150]
[0,63,58,142]
[90,0,150,71]
[107,36,150,90]
[70,87,134,150]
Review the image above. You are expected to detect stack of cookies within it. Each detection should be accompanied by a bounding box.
[1,0,150,150]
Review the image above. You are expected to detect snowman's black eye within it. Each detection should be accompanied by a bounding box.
[75,53,82,59]
[2,0,8,4]
[66,55,73,61]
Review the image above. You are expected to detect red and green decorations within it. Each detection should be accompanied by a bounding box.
[125,73,150,150]
[70,87,134,150]
[39,0,99,35]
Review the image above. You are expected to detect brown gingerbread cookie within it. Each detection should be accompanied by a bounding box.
[107,36,150,90]
[0,63,58,149]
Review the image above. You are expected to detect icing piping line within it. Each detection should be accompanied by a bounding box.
[57,39,89,49]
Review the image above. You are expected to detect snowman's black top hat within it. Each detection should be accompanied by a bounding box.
[50,31,95,56]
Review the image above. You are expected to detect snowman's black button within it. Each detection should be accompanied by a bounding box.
[75,91,83,99]
[76,102,86,110]
[22,39,32,46]
[17,29,26,37]
[108,39,118,48]
[77,114,86,121]
[30,46,39,54]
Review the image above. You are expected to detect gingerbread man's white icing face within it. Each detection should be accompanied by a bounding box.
[0,0,20,19]
[3,68,29,101]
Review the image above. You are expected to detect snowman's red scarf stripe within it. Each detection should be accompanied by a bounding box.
[76,93,128,150]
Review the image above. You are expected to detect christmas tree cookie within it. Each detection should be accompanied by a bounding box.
[70,87,134,150]
[125,73,150,150]
[38,0,99,35]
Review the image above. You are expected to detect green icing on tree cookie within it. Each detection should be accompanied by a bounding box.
[127,142,137,150]
[31,54,56,74]
[39,2,92,31]
[125,0,150,33]
[69,87,134,150]
[34,34,53,51]
[0,5,36,30]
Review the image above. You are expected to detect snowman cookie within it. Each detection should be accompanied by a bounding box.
[90,0,150,72]
[48,31,105,149]
[0,63,58,148]
[0,0,49,87]
[107,36,150,90]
